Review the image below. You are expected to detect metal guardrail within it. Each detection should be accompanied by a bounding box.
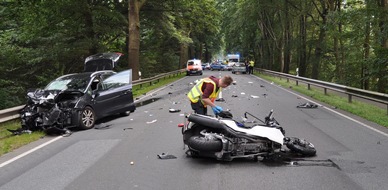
[257,68,388,114]
[0,69,186,124]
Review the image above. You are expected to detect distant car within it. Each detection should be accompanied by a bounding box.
[201,63,211,70]
[231,62,247,74]
[210,63,226,71]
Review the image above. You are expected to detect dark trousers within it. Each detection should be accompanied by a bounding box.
[191,101,207,115]
[249,66,253,74]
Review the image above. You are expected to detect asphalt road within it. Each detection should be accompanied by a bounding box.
[0,70,387,190]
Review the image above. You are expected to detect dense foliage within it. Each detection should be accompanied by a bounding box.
[0,0,386,110]
[0,0,221,109]
[221,0,387,93]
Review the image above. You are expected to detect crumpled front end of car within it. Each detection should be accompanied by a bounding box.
[19,89,84,134]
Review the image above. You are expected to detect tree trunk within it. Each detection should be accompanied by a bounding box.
[179,43,188,69]
[128,0,146,80]
[299,14,307,77]
[376,0,388,92]
[312,1,328,80]
[283,0,291,74]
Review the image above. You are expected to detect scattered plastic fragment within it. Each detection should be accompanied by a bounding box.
[232,81,237,85]
[231,95,238,98]
[260,85,265,87]
[146,119,157,124]
[216,98,225,102]
[250,95,259,99]
[297,102,318,108]
[241,92,246,95]
[130,161,134,165]
[157,153,177,159]
[248,82,253,84]
[169,109,181,113]
[123,127,133,130]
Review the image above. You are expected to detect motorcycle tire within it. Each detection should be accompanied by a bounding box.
[285,137,316,157]
[188,136,222,152]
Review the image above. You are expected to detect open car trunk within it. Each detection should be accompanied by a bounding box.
[84,52,123,72]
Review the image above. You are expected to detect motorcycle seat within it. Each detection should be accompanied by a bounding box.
[188,114,225,129]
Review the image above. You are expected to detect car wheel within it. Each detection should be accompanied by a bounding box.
[79,106,96,130]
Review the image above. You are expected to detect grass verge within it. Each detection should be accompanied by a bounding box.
[257,73,388,128]
[0,72,185,157]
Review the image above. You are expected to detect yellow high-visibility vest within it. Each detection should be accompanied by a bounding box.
[187,78,221,106]
[249,60,255,67]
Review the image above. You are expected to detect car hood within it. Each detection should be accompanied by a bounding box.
[27,89,84,104]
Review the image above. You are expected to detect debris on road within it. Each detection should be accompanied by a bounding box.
[297,102,318,108]
[231,95,238,98]
[216,98,225,102]
[250,95,259,99]
[146,119,157,124]
[157,153,177,160]
[123,127,133,130]
[169,109,181,113]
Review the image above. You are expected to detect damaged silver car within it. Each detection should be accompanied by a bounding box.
[17,53,136,134]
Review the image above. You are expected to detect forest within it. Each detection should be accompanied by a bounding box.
[0,0,387,110]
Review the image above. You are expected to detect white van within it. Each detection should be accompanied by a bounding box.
[186,59,203,76]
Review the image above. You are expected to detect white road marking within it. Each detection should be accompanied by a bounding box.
[0,136,63,168]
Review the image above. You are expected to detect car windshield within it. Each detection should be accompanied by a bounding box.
[45,74,91,91]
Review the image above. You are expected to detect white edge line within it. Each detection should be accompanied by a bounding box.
[0,76,187,168]
[0,136,63,168]
[255,76,388,138]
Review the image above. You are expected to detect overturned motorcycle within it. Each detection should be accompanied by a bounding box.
[178,110,316,161]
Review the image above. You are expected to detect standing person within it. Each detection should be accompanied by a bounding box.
[188,75,233,115]
[249,59,255,74]
[245,60,249,74]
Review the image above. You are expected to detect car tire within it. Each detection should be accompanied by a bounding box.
[79,106,96,130]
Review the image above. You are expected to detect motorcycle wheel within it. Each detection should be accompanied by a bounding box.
[188,136,222,152]
[285,137,316,157]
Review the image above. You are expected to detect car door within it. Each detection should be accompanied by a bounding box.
[93,70,135,117]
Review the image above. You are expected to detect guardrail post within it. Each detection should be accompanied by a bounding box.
[308,84,311,90]
[348,94,352,103]
[287,78,289,82]
[324,88,327,95]
[296,80,299,86]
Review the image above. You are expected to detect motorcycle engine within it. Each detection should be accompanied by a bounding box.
[231,138,268,155]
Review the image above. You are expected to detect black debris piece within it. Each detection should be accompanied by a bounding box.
[169,109,181,113]
[231,95,238,98]
[260,85,265,87]
[168,92,173,95]
[157,153,177,159]
[123,127,133,130]
[215,98,225,102]
[297,102,318,108]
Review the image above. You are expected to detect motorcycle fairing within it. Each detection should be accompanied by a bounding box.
[221,120,284,145]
